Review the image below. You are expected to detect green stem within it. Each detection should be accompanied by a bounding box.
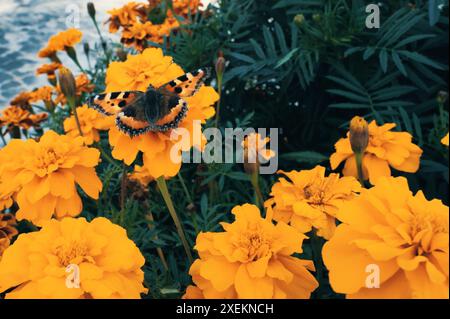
[96,142,119,168]
[120,164,128,216]
[177,172,200,234]
[214,76,223,128]
[156,176,194,263]
[68,98,84,137]
[354,152,365,186]
[250,170,264,208]
[90,17,109,64]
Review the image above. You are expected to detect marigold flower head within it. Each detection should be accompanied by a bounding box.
[330,120,423,185]
[107,2,148,33]
[105,48,218,180]
[0,217,148,298]
[36,62,62,82]
[10,91,33,108]
[39,28,83,57]
[242,133,276,174]
[0,214,18,257]
[442,133,449,146]
[128,165,154,187]
[30,86,55,104]
[183,204,318,299]
[265,165,361,239]
[0,130,102,226]
[0,106,47,131]
[172,0,203,16]
[323,176,449,299]
[64,104,114,145]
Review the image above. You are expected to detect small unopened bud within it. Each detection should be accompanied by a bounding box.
[87,2,96,20]
[313,14,321,22]
[294,14,305,27]
[349,116,369,154]
[116,48,128,62]
[83,42,90,57]
[215,51,226,78]
[58,67,76,104]
[437,91,448,105]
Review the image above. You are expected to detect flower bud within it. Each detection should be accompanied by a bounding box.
[58,67,76,104]
[87,2,96,20]
[294,14,305,27]
[437,91,448,105]
[83,42,90,57]
[215,51,226,79]
[349,116,369,154]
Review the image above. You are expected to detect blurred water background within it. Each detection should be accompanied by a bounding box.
[0,0,130,108]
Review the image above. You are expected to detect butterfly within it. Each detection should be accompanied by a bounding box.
[88,68,209,137]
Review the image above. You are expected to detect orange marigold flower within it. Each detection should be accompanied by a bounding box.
[183,204,319,299]
[265,166,361,239]
[330,120,423,185]
[105,48,218,180]
[0,105,47,131]
[30,86,55,103]
[242,133,276,175]
[0,130,102,226]
[0,214,18,257]
[442,133,449,146]
[172,0,203,16]
[0,217,148,298]
[40,28,83,55]
[107,2,148,33]
[55,73,95,105]
[128,165,154,187]
[64,104,114,145]
[10,91,33,108]
[36,62,62,81]
[323,176,449,299]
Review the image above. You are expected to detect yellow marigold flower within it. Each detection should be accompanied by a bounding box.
[183,204,319,299]
[107,2,148,33]
[106,48,218,180]
[323,176,449,299]
[0,105,47,131]
[45,28,83,52]
[0,217,148,298]
[64,104,114,145]
[0,214,18,257]
[442,133,449,146]
[36,62,62,81]
[0,130,102,226]
[265,166,361,239]
[55,73,95,105]
[330,120,423,185]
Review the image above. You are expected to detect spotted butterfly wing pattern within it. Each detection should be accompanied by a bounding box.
[160,68,209,98]
[88,68,209,137]
[89,91,144,116]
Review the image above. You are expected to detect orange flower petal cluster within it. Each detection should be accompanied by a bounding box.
[64,104,114,145]
[330,120,423,184]
[242,132,276,162]
[30,86,55,103]
[183,204,319,299]
[105,48,217,180]
[0,214,18,257]
[36,62,62,81]
[0,130,102,226]
[0,105,48,131]
[265,166,361,239]
[172,0,203,16]
[323,176,449,299]
[0,217,148,298]
[38,28,82,58]
[0,176,15,212]
[107,2,148,33]
[10,91,33,108]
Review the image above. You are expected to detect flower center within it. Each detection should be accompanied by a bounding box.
[36,147,63,171]
[54,241,88,267]
[303,175,337,206]
[237,225,271,262]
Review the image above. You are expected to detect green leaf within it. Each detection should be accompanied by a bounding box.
[280,151,327,164]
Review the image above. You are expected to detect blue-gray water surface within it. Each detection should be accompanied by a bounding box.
[0,0,130,108]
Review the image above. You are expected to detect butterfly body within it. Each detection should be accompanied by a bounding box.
[89,68,209,137]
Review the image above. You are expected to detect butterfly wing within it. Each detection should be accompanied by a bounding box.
[160,68,209,98]
[89,91,144,116]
